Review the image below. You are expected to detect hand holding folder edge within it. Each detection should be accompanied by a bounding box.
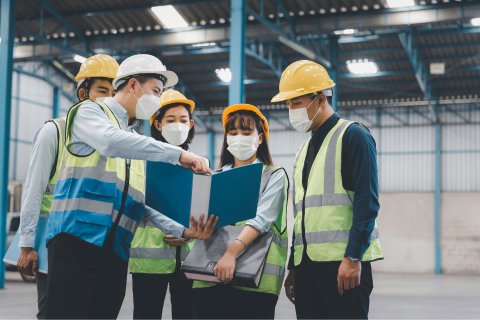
[145,161,263,230]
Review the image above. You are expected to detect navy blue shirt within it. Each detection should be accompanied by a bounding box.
[288,113,380,269]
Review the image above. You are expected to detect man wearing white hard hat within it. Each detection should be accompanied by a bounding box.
[44,54,217,319]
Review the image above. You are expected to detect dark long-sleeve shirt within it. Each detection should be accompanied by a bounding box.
[288,112,380,269]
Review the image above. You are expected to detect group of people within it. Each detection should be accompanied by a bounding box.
[16,53,383,319]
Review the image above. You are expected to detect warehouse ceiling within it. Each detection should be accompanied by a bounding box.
[6,0,480,109]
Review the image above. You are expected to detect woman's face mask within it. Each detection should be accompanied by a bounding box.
[227,130,260,161]
[161,123,190,146]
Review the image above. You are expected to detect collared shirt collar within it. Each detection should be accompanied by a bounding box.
[103,97,139,131]
[222,158,261,171]
[311,112,340,141]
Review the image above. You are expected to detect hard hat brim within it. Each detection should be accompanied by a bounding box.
[222,104,269,141]
[150,99,195,125]
[271,83,336,102]
[112,70,178,89]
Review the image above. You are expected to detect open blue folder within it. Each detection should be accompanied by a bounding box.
[3,216,49,274]
[146,162,263,229]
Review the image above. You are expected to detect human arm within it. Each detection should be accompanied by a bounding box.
[17,123,58,276]
[144,205,218,241]
[284,230,296,304]
[214,169,287,283]
[337,124,379,293]
[71,102,212,174]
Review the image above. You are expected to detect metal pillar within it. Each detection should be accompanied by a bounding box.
[329,35,339,112]
[143,120,151,137]
[0,0,16,289]
[434,120,442,274]
[53,87,61,119]
[228,0,246,105]
[208,131,215,169]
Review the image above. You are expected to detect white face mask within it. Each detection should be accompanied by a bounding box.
[91,95,107,103]
[289,94,320,133]
[133,82,161,120]
[227,134,259,161]
[161,123,190,146]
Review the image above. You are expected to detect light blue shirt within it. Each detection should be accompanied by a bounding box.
[20,98,186,247]
[220,160,287,234]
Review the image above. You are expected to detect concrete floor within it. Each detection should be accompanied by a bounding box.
[1,271,479,319]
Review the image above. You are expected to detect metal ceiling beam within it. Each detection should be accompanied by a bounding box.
[399,32,438,116]
[40,0,87,42]
[17,28,88,57]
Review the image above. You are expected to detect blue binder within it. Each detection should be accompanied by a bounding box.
[3,216,49,274]
[146,162,263,229]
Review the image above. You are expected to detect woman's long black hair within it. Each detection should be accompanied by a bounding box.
[219,110,273,168]
[150,102,195,151]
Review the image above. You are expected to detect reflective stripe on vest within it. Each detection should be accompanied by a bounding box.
[46,100,146,261]
[40,117,66,216]
[129,155,208,275]
[293,118,383,264]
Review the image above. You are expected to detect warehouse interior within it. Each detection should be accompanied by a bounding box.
[0,0,479,318]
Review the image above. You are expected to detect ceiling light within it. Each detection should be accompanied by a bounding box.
[346,59,378,74]
[210,19,216,24]
[145,26,151,31]
[22,37,27,41]
[119,28,125,33]
[362,5,369,10]
[248,15,254,20]
[128,27,133,32]
[192,42,216,47]
[334,29,357,35]
[330,8,337,13]
[352,6,358,11]
[279,12,284,17]
[102,29,108,34]
[94,30,99,35]
[200,20,206,25]
[69,32,75,37]
[61,33,66,37]
[374,4,380,9]
[191,21,198,26]
[420,0,426,4]
[74,55,87,64]
[289,11,295,16]
[151,5,188,29]
[268,13,275,18]
[216,68,232,82]
[53,33,59,38]
[443,0,449,2]
[85,30,92,36]
[309,10,315,15]
[319,9,326,14]
[46,35,50,39]
[14,38,19,42]
[341,7,347,12]
[29,37,34,41]
[219,18,226,23]
[154,25,161,30]
[111,29,117,34]
[472,18,480,26]
[136,26,143,31]
[386,0,415,8]
[298,11,305,16]
[431,0,437,3]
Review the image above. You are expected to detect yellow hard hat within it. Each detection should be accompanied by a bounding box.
[75,54,119,83]
[150,89,195,125]
[271,60,335,102]
[222,104,269,141]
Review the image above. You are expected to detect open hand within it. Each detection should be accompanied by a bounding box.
[337,257,361,294]
[214,253,236,284]
[183,214,218,240]
[164,235,188,246]
[17,247,38,277]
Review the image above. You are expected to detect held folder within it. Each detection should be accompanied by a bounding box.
[145,162,263,229]
[3,216,49,274]
[180,226,274,288]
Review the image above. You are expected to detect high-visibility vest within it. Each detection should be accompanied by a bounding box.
[40,117,66,217]
[193,164,289,296]
[46,100,146,261]
[129,156,210,274]
[292,118,383,265]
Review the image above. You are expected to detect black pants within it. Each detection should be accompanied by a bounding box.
[132,270,195,319]
[44,233,128,319]
[36,272,47,319]
[295,260,373,319]
[195,285,278,319]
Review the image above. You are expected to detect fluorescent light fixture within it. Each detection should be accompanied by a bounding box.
[471,18,480,26]
[334,29,357,35]
[346,59,378,74]
[279,35,331,69]
[385,0,415,8]
[151,5,188,29]
[216,68,232,82]
[74,55,87,63]
[192,42,216,47]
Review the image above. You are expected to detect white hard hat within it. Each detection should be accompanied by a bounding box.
[112,54,178,89]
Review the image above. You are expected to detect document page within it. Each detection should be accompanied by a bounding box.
[190,174,212,227]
